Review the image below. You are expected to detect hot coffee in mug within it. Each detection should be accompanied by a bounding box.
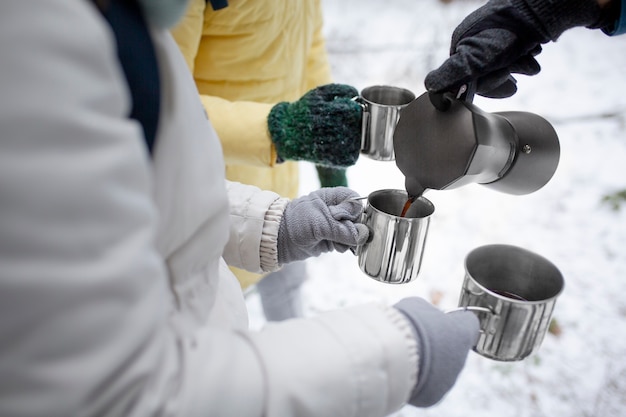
[456,244,564,361]
[355,189,433,284]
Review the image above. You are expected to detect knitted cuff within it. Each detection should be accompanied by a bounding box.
[316,165,348,188]
[601,0,625,35]
[259,197,289,272]
[515,0,604,40]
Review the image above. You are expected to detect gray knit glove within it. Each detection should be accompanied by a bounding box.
[268,84,362,167]
[394,297,479,408]
[424,0,613,101]
[277,187,369,265]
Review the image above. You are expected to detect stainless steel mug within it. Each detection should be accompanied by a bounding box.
[357,86,416,161]
[356,189,434,284]
[457,244,565,361]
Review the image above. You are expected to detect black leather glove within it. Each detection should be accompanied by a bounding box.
[425,0,614,100]
[268,84,362,167]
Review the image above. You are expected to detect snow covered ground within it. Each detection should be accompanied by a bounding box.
[248,1,626,416]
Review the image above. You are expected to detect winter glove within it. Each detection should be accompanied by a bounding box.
[268,84,362,167]
[277,187,369,265]
[316,165,348,188]
[424,0,615,101]
[394,297,480,408]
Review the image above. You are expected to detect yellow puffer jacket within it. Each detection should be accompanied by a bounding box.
[171,0,332,288]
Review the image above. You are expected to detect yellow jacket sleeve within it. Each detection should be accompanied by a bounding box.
[305,0,333,91]
[171,0,278,168]
[200,95,278,167]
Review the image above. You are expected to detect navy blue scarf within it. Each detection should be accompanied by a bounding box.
[97,0,161,155]
[208,0,228,11]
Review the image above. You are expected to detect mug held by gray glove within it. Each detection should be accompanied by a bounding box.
[394,297,480,408]
[277,187,369,265]
[424,0,613,100]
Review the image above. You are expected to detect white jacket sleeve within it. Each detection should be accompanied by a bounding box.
[0,2,265,416]
[223,180,286,273]
[0,2,417,417]
[0,2,200,416]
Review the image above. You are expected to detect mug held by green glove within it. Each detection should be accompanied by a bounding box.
[268,84,362,168]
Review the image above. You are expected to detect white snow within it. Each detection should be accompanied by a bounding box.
[248,1,626,415]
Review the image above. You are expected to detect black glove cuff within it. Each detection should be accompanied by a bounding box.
[515,0,605,40]
[599,0,623,34]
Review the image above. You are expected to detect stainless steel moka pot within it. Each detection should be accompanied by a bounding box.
[393,87,561,197]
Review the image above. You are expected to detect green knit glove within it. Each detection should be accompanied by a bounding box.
[316,165,348,188]
[268,84,362,167]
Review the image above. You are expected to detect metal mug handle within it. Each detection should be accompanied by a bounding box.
[347,196,368,203]
[352,96,369,153]
[446,306,495,340]
[348,195,370,255]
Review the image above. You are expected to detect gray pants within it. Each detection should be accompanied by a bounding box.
[255,261,308,321]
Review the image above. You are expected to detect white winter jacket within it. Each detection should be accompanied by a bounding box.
[0,1,418,416]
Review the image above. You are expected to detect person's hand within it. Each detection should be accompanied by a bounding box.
[268,84,362,167]
[394,297,480,408]
[276,187,369,265]
[424,0,611,101]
